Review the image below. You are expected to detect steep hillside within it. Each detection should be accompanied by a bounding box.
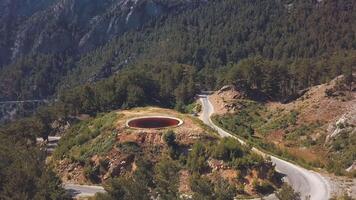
[51,107,283,198]
[0,0,57,67]
[212,75,355,176]
[1,0,204,67]
[0,0,354,102]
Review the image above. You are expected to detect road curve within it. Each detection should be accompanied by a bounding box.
[37,137,106,198]
[199,95,331,200]
[63,184,106,198]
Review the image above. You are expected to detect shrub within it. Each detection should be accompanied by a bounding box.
[325,88,334,97]
[276,183,301,200]
[154,157,180,199]
[117,142,141,154]
[255,180,274,194]
[84,165,100,183]
[212,138,244,161]
[187,142,208,174]
[163,130,176,146]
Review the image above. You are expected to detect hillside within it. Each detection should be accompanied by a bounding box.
[50,107,283,199]
[0,0,355,199]
[0,0,202,67]
[212,75,355,177]
[0,0,355,103]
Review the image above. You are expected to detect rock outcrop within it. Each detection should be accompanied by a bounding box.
[326,106,356,143]
[1,0,208,68]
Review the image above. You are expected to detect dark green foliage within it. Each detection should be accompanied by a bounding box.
[187,138,273,179]
[276,183,301,200]
[232,152,265,170]
[163,130,181,159]
[0,54,73,100]
[190,175,236,200]
[55,63,198,116]
[118,142,141,155]
[190,175,215,200]
[327,133,356,176]
[163,130,176,146]
[0,131,67,200]
[213,177,237,200]
[212,138,245,161]
[253,180,274,195]
[84,165,100,183]
[285,123,320,142]
[134,158,155,188]
[53,112,117,161]
[95,158,154,200]
[187,142,209,174]
[1,0,355,104]
[98,177,150,200]
[154,157,180,200]
[213,100,264,139]
[0,0,355,197]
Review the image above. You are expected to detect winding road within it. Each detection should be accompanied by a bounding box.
[38,96,331,199]
[37,137,106,198]
[199,95,331,200]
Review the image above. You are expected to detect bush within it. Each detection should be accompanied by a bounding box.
[154,157,180,199]
[163,130,176,146]
[117,142,141,154]
[84,165,100,183]
[212,138,244,161]
[232,152,264,169]
[325,88,335,97]
[187,142,208,174]
[276,183,301,200]
[254,180,274,194]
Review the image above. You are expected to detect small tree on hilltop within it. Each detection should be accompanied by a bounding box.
[163,130,176,146]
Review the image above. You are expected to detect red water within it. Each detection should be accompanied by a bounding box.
[128,117,180,129]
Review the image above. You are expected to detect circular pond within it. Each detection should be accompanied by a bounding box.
[126,116,183,129]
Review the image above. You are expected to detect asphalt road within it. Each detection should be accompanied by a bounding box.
[37,137,106,198]
[199,95,331,200]
[63,184,106,198]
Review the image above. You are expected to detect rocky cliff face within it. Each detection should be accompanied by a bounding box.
[0,0,56,67]
[1,0,205,68]
[0,0,207,122]
[0,101,48,124]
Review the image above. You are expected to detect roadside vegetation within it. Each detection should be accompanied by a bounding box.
[89,137,282,199]
[213,85,355,176]
[50,109,282,199]
[52,112,119,163]
[0,126,68,199]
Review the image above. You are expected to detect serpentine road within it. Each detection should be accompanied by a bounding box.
[199,95,331,200]
[37,137,106,198]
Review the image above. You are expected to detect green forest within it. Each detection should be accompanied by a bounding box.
[0,0,355,199]
[0,0,355,102]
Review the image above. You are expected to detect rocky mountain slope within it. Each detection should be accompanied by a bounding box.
[0,0,205,68]
[0,0,56,67]
[211,75,355,176]
[0,0,354,102]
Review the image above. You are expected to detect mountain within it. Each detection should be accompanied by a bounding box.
[0,0,354,99]
[0,0,205,68]
[0,0,354,123]
[0,0,209,101]
[0,0,355,199]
